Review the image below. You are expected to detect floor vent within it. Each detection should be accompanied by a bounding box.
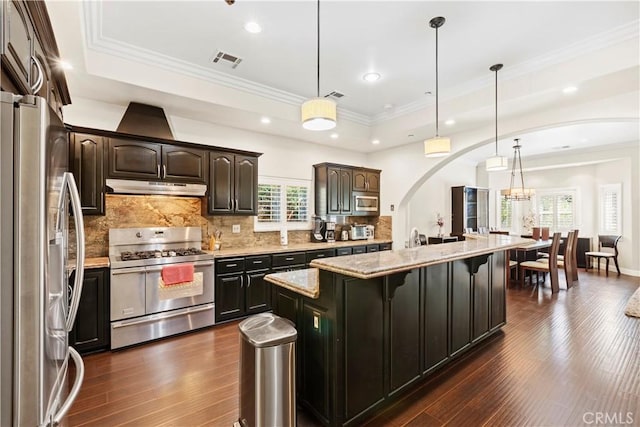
[212,51,242,69]
[324,91,345,100]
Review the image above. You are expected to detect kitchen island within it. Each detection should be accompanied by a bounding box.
[265,235,531,427]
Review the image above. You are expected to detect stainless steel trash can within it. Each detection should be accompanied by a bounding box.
[238,313,297,427]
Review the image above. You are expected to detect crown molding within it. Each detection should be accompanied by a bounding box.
[83,2,371,126]
[84,2,637,129]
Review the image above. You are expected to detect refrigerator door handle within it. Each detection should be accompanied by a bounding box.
[51,347,84,425]
[64,172,86,331]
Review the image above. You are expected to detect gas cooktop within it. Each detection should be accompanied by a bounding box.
[120,247,205,261]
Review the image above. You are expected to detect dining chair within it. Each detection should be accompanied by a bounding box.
[520,232,562,293]
[538,230,580,288]
[585,235,622,276]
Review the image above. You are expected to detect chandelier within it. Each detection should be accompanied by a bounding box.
[501,138,535,201]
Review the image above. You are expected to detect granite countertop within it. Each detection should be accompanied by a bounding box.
[84,257,110,269]
[265,268,319,299]
[212,239,392,258]
[310,235,534,279]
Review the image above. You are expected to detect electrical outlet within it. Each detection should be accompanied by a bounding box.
[313,314,320,330]
[390,204,395,211]
[232,224,240,233]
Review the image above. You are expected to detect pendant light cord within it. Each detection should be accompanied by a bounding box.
[494,68,498,155]
[435,24,439,137]
[316,0,320,98]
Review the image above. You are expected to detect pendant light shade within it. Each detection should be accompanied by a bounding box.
[501,138,535,200]
[486,63,508,171]
[424,16,450,158]
[301,0,336,131]
[302,97,337,130]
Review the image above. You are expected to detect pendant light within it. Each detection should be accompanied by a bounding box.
[485,64,508,171]
[424,16,450,158]
[301,0,336,131]
[501,138,535,200]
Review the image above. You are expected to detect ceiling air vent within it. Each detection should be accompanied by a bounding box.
[212,51,242,69]
[324,91,345,100]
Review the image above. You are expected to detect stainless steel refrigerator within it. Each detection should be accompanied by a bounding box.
[1,92,86,426]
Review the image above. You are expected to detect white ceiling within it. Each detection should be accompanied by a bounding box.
[46,1,640,158]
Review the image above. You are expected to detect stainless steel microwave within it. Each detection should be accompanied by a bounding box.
[354,194,379,212]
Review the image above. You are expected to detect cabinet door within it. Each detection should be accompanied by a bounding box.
[450,260,472,355]
[71,133,104,215]
[107,139,162,180]
[215,274,244,322]
[490,251,506,330]
[162,146,207,184]
[472,260,490,341]
[366,172,380,193]
[476,189,489,230]
[344,277,385,422]
[208,151,234,213]
[70,269,109,354]
[424,263,449,373]
[245,270,271,314]
[326,167,341,214]
[235,155,258,214]
[388,270,421,394]
[2,1,32,93]
[352,170,368,192]
[339,169,352,214]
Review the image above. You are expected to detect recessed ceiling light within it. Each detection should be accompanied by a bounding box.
[260,117,271,124]
[59,60,73,70]
[552,145,571,150]
[445,119,455,126]
[363,72,381,82]
[330,133,339,139]
[383,103,394,110]
[244,22,262,34]
[580,138,588,143]
[371,139,380,145]
[562,86,578,94]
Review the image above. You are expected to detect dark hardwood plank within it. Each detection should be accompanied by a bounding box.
[63,272,639,426]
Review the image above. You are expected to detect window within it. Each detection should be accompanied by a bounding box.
[254,177,312,231]
[599,184,621,234]
[535,189,576,232]
[498,193,513,230]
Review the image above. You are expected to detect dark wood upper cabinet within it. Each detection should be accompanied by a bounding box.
[107,139,162,180]
[70,133,105,215]
[161,145,207,184]
[315,164,352,216]
[207,151,257,215]
[1,1,70,117]
[106,139,207,184]
[451,186,489,238]
[2,1,32,94]
[352,169,380,193]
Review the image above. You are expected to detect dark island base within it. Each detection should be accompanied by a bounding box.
[272,251,507,427]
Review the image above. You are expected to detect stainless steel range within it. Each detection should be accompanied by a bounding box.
[109,226,215,349]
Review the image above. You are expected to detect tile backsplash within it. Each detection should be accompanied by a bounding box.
[80,195,392,257]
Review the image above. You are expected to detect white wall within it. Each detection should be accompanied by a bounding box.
[406,159,476,245]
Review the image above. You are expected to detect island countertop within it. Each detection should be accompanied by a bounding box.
[265,268,319,299]
[309,234,533,279]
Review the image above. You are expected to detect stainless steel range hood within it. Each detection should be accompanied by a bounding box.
[106,179,207,197]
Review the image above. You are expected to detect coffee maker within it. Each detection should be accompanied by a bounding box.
[312,217,336,242]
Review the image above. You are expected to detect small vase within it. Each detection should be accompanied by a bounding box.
[438,225,444,237]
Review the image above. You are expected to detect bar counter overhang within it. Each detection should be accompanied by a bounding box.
[266,235,532,427]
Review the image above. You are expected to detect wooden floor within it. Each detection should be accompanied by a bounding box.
[63,270,640,426]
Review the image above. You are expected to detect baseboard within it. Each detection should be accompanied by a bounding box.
[620,267,640,277]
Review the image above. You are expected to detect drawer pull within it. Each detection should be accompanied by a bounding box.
[252,260,263,264]
[226,263,237,268]
[285,257,294,261]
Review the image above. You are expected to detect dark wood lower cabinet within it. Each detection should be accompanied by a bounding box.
[70,268,110,354]
[272,251,508,427]
[215,273,244,323]
[245,269,270,314]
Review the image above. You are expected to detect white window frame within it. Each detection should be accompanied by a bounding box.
[599,183,621,234]
[254,176,313,232]
[535,188,578,233]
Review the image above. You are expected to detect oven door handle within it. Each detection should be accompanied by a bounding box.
[112,267,147,275]
[145,260,214,273]
[111,304,214,328]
